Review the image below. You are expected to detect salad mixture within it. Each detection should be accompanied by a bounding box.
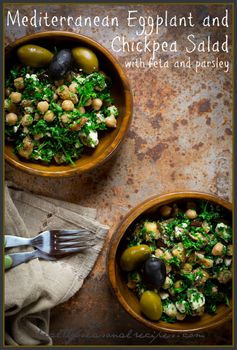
[5,45,118,165]
[120,200,232,323]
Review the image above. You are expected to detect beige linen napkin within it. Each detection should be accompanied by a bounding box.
[5,184,109,345]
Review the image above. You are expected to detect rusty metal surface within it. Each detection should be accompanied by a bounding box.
[4,4,232,346]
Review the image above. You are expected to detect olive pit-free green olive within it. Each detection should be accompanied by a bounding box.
[5,255,13,270]
[120,244,151,272]
[72,47,99,74]
[17,45,54,68]
[140,290,163,321]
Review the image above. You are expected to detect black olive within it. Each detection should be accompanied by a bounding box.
[48,49,73,80]
[143,257,166,289]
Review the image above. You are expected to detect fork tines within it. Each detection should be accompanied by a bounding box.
[55,244,95,255]
[53,229,90,235]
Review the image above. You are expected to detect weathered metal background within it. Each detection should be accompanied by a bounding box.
[4,4,232,345]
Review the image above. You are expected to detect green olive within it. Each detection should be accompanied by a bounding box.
[72,47,99,74]
[140,291,163,321]
[120,244,151,272]
[5,255,13,270]
[17,45,54,68]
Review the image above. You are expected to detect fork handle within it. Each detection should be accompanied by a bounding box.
[5,250,56,269]
[6,250,39,269]
[5,235,31,248]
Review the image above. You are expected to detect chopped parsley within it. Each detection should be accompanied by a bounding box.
[5,62,118,165]
[122,201,232,324]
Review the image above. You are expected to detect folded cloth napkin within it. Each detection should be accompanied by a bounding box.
[4,183,109,345]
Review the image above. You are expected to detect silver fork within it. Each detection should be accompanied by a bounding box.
[5,229,95,269]
[5,229,94,255]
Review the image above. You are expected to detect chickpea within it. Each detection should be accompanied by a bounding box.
[14,77,24,90]
[212,242,225,256]
[92,98,103,111]
[61,114,70,124]
[144,221,160,239]
[18,136,33,159]
[163,250,173,261]
[69,92,78,104]
[78,106,85,114]
[163,276,173,289]
[155,248,163,258]
[84,98,92,107]
[185,209,197,219]
[21,114,33,126]
[6,112,18,125]
[227,245,233,256]
[105,115,117,128]
[62,100,74,111]
[37,101,49,113]
[44,110,55,122]
[144,221,158,233]
[10,92,22,104]
[53,93,58,101]
[160,205,172,218]
[69,82,78,94]
[182,263,192,272]
[172,242,185,262]
[56,85,70,100]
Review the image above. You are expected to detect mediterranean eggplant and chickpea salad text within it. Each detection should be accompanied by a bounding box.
[120,201,232,323]
[5,44,118,164]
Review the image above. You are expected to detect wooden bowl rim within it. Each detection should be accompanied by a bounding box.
[5,31,133,177]
[108,191,232,333]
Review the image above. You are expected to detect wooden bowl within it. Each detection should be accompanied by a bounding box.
[108,192,232,333]
[5,31,132,177]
